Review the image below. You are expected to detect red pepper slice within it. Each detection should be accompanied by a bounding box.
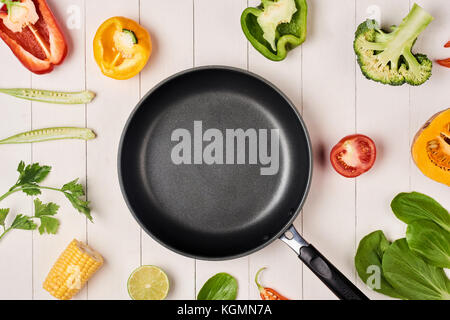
[0,0,67,74]
[255,267,289,300]
[436,58,450,68]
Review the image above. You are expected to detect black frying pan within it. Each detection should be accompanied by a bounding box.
[118,66,368,300]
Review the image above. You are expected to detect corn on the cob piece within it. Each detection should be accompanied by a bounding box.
[43,239,103,300]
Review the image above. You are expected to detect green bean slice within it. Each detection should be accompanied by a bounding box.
[0,128,96,144]
[0,88,95,104]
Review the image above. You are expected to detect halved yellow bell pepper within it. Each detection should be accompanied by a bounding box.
[93,16,151,80]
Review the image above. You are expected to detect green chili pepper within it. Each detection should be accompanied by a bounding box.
[241,0,308,61]
[0,89,95,104]
[0,128,96,144]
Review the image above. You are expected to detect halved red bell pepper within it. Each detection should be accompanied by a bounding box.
[436,40,450,68]
[436,58,450,68]
[0,0,67,74]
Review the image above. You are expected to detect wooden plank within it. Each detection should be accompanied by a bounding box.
[301,0,356,300]
[0,22,32,299]
[193,0,249,300]
[85,0,141,299]
[30,0,88,300]
[355,0,410,300]
[410,0,450,222]
[139,0,196,300]
[247,0,303,300]
[194,0,247,69]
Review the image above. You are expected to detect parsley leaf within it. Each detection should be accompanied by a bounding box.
[20,184,42,196]
[11,214,37,230]
[64,193,92,222]
[11,162,51,193]
[34,199,59,217]
[34,199,60,235]
[38,216,59,235]
[17,161,25,174]
[18,162,51,184]
[62,179,85,197]
[61,179,92,221]
[0,208,9,228]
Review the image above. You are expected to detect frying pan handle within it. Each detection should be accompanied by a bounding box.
[298,244,369,300]
[280,225,369,300]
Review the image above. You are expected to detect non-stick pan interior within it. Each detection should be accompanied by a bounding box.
[119,67,311,259]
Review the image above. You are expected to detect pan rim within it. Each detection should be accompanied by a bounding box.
[117,65,313,261]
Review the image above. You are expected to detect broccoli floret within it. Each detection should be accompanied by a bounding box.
[354,4,433,86]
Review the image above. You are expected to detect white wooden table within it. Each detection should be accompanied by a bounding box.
[0,0,448,300]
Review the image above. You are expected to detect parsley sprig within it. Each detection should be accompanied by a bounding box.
[0,161,92,241]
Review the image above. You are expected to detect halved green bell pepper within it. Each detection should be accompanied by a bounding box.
[241,0,308,61]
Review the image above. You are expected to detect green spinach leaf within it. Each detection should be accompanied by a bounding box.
[406,220,450,269]
[382,239,450,300]
[355,230,405,299]
[391,192,450,232]
[197,273,238,300]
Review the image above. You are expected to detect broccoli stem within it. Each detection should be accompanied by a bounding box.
[402,48,421,73]
[398,4,434,43]
[376,4,433,69]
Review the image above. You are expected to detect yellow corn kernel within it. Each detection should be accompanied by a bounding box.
[43,239,103,300]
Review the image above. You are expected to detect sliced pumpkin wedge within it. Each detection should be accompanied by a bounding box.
[412,109,450,186]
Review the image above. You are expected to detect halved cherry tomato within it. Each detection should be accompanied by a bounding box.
[444,41,450,48]
[330,134,376,178]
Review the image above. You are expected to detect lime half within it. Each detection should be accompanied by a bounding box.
[127,265,169,300]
